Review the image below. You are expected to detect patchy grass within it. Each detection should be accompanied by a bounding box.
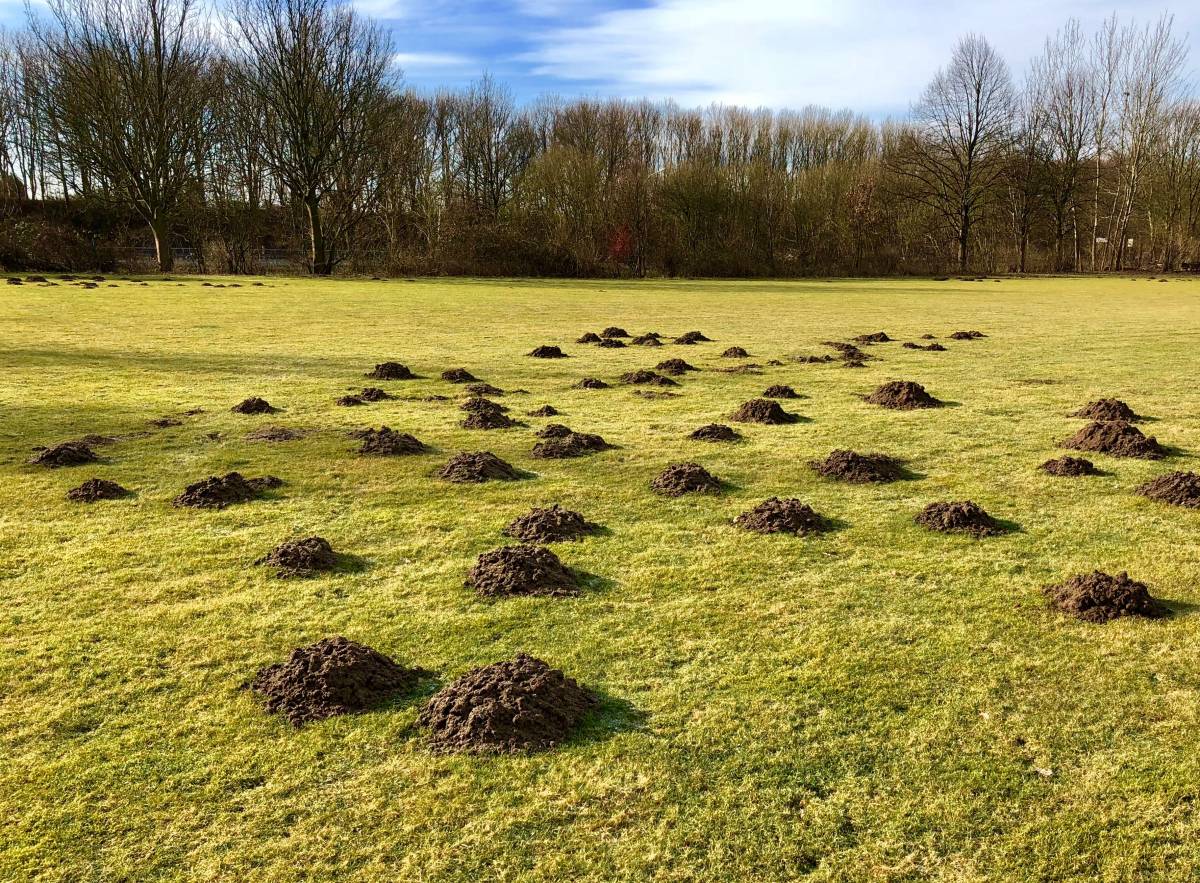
[3,274,1200,881]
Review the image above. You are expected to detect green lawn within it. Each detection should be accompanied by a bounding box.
[3,275,1200,882]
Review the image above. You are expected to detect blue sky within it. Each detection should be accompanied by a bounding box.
[4,0,1196,116]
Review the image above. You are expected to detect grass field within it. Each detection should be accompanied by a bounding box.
[3,274,1200,882]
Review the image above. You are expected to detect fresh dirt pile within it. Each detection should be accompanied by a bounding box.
[256,536,339,577]
[358,426,428,455]
[949,330,986,340]
[631,334,662,346]
[336,395,366,406]
[360,387,392,402]
[419,653,597,753]
[575,378,610,389]
[529,345,567,358]
[67,478,130,502]
[1135,471,1200,508]
[674,331,711,344]
[536,423,573,438]
[689,423,741,442]
[175,472,280,508]
[791,354,836,363]
[865,380,943,410]
[853,332,891,344]
[621,370,678,386]
[466,383,504,397]
[247,426,303,442]
[439,451,519,483]
[823,341,866,356]
[1040,456,1098,476]
[250,636,419,726]
[914,501,1003,536]
[651,462,721,496]
[1071,399,1141,421]
[441,368,478,383]
[1043,571,1168,623]
[29,441,98,467]
[730,398,797,424]
[598,338,627,348]
[762,384,800,399]
[461,397,508,414]
[601,326,630,338]
[735,498,829,535]
[655,359,698,375]
[577,332,601,343]
[809,450,905,483]
[532,431,610,458]
[232,397,277,414]
[504,505,599,543]
[465,544,580,597]
[1063,421,1164,459]
[722,346,750,358]
[902,342,947,351]
[527,405,559,417]
[462,410,517,430]
[366,362,415,380]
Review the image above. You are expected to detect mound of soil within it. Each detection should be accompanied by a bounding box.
[762,384,800,399]
[722,346,750,358]
[791,354,836,364]
[536,423,574,438]
[1071,399,1141,422]
[256,536,339,577]
[949,330,986,340]
[730,398,797,424]
[631,334,662,346]
[718,364,763,375]
[360,387,392,402]
[6,277,21,285]
[575,378,610,389]
[655,359,698,375]
[598,338,627,348]
[463,410,517,430]
[29,441,98,468]
[251,636,419,726]
[232,397,277,414]
[466,383,504,397]
[532,431,610,458]
[466,544,579,597]
[735,498,829,535]
[530,345,567,358]
[621,370,678,386]
[865,380,943,410]
[1043,571,1168,623]
[1040,456,1098,476]
[419,653,597,753]
[527,405,559,417]
[246,426,303,442]
[601,326,630,338]
[809,450,905,483]
[336,395,366,406]
[504,504,599,543]
[358,426,428,455]
[651,462,721,496]
[441,368,478,383]
[577,332,601,343]
[461,397,508,414]
[915,501,1003,536]
[1135,471,1200,508]
[854,332,891,344]
[823,341,865,356]
[366,362,415,380]
[439,451,519,483]
[175,472,279,508]
[1063,421,1164,459]
[689,423,741,442]
[67,478,130,502]
[674,331,711,344]
[902,342,947,351]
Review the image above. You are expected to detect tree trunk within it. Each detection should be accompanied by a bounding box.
[958,210,970,272]
[152,217,175,272]
[305,194,331,275]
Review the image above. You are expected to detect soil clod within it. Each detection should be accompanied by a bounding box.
[865,380,943,410]
[575,378,609,389]
[598,338,627,348]
[438,451,519,483]
[1071,399,1141,422]
[232,397,277,414]
[949,330,986,340]
[673,331,711,344]
[853,332,891,344]
[631,334,662,346]
[462,410,518,430]
[730,398,798,424]
[527,405,559,417]
[915,501,1003,535]
[441,368,478,383]
[735,498,830,535]
[651,462,721,496]
[621,369,678,386]
[722,346,750,358]
[576,332,601,343]
[466,383,504,397]
[359,387,392,402]
[655,358,698,375]
[601,327,630,338]
[1040,456,1098,476]
[762,384,800,399]
[903,342,946,351]
[1135,471,1200,508]
[1063,421,1164,459]
[466,544,580,597]
[336,395,366,406]
[29,441,98,468]
[366,362,415,380]
[689,423,740,442]
[67,478,130,502]
[532,430,611,458]
[809,450,905,483]
[529,345,567,358]
[256,536,339,577]
[357,426,428,455]
[504,505,599,543]
[1043,571,1168,623]
[175,472,279,508]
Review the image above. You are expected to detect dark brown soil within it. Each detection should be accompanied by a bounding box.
[577,332,602,343]
[601,326,630,338]
[1043,571,1168,623]
[360,387,392,402]
[336,395,366,406]
[503,505,599,543]
[762,384,800,399]
[532,431,610,458]
[466,383,504,397]
[631,334,662,346]
[902,342,947,351]
[462,410,518,430]
[823,341,866,356]
[949,330,987,340]
[232,397,277,414]
[735,498,829,535]
[722,346,750,358]
[441,368,478,383]
[358,426,428,455]
[792,354,836,363]
[598,338,627,348]
[527,405,559,417]
[250,636,420,726]
[655,358,698,375]
[175,472,279,508]
[689,423,741,441]
[461,397,508,414]
[1135,471,1200,508]
[575,378,610,389]
[29,441,98,467]
[1071,399,1141,422]
[1040,456,1098,476]
[621,369,678,386]
[366,362,415,380]
[915,501,1003,536]
[67,478,130,502]
[466,544,579,597]
[419,653,597,753]
[530,345,567,358]
[246,426,304,442]
[1063,421,1165,459]
[536,423,574,438]
[865,380,943,410]
[853,332,891,344]
[920,334,937,339]
[674,331,711,344]
[439,451,519,483]
[730,398,798,424]
[809,450,905,483]
[651,462,721,496]
[256,536,339,577]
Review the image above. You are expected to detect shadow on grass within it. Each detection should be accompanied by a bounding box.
[573,691,649,747]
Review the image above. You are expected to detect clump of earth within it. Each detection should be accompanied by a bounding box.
[503,504,599,543]
[465,544,580,597]
[651,462,721,496]
[1043,571,1168,623]
[734,498,829,535]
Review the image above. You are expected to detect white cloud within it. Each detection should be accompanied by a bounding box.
[394,50,474,69]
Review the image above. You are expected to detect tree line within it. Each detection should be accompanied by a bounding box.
[0,0,1197,276]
